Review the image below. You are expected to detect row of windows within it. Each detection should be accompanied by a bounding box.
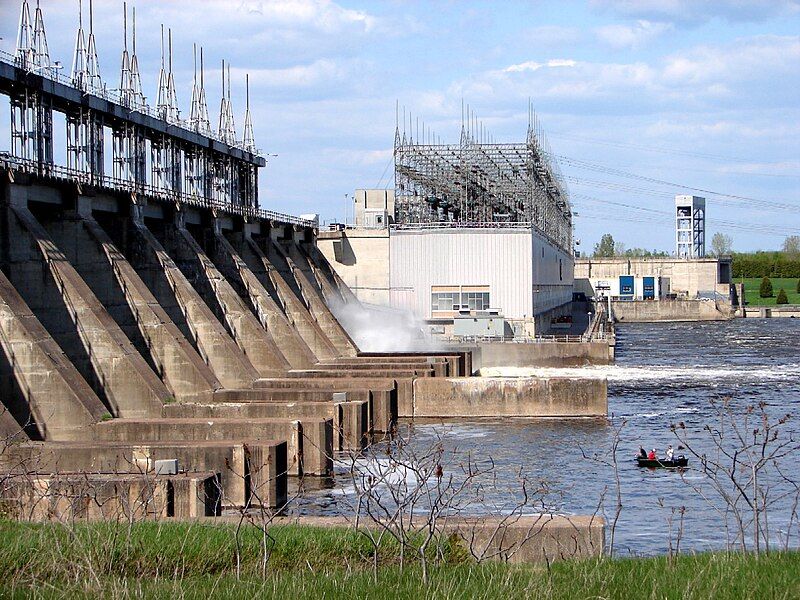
[431,291,490,312]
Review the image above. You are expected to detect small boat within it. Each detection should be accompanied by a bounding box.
[636,456,688,469]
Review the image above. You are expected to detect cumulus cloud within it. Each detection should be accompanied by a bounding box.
[460,34,799,115]
[596,20,673,49]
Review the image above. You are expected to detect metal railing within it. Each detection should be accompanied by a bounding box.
[453,333,602,344]
[0,155,316,228]
[391,221,534,231]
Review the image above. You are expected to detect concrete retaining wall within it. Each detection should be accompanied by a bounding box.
[612,299,732,322]
[257,514,604,564]
[412,376,607,418]
[477,341,613,368]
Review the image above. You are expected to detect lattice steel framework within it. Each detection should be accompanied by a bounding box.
[394,106,573,253]
[5,0,264,213]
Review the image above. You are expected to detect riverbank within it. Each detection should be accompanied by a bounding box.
[0,521,796,598]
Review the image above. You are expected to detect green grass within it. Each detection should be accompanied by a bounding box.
[0,520,798,598]
[741,277,800,306]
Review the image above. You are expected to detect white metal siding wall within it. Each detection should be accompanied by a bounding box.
[531,230,575,314]
[389,229,533,320]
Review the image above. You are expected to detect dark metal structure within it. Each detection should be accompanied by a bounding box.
[394,104,573,253]
[1,0,311,227]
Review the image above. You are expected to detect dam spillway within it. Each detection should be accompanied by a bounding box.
[0,1,605,525]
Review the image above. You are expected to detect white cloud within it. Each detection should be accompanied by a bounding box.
[596,20,673,49]
[503,59,577,73]
[591,0,800,24]
[462,34,799,114]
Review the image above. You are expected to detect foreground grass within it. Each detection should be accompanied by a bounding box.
[742,277,800,306]
[0,520,797,599]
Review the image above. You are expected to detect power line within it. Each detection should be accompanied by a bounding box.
[557,155,800,213]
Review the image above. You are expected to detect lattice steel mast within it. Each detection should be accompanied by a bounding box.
[394,103,573,253]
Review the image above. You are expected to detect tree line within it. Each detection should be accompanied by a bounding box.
[732,251,800,278]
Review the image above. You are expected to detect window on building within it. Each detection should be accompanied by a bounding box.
[431,291,460,312]
[462,291,490,310]
[431,285,491,314]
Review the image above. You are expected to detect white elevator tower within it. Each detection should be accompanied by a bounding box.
[675,195,705,258]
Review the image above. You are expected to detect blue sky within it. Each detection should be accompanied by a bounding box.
[1,0,798,252]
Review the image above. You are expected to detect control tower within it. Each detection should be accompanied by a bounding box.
[675,195,705,258]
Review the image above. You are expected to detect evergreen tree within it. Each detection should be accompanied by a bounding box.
[759,277,773,298]
[776,288,788,304]
[593,234,617,258]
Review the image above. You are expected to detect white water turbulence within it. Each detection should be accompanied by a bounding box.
[479,364,800,384]
[328,296,444,352]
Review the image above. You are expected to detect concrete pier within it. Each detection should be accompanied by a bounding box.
[242,234,339,360]
[92,417,333,477]
[412,376,608,418]
[0,439,288,509]
[280,242,359,357]
[210,229,317,369]
[120,216,261,389]
[0,270,106,439]
[2,202,169,419]
[157,221,291,377]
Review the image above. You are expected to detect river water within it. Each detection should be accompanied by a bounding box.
[294,319,800,555]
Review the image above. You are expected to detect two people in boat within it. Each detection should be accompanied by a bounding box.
[639,445,675,461]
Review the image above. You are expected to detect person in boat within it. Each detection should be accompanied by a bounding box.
[647,448,657,460]
[638,446,647,459]
[666,445,674,461]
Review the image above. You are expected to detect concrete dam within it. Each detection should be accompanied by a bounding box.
[0,3,605,523]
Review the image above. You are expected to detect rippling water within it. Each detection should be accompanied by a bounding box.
[294,319,800,555]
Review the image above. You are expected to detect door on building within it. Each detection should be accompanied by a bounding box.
[619,275,634,299]
[643,277,655,300]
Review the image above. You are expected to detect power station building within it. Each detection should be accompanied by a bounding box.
[319,111,575,338]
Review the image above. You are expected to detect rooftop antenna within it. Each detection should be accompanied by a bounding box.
[119,1,131,105]
[86,0,102,89]
[199,47,211,133]
[32,0,52,74]
[242,73,256,152]
[71,0,88,88]
[156,24,168,115]
[394,99,400,149]
[16,0,34,69]
[167,28,178,118]
[129,5,144,106]
[189,43,201,129]
[218,59,236,144]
